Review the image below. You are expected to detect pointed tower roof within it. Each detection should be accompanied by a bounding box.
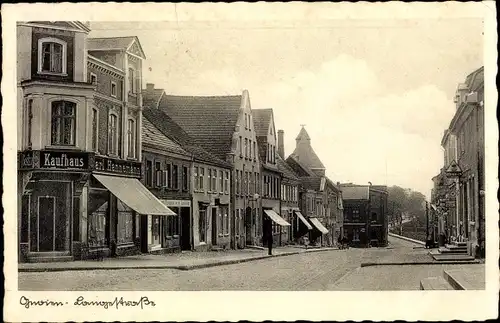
[290,126,325,172]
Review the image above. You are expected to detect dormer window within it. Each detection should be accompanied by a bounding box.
[38,38,67,75]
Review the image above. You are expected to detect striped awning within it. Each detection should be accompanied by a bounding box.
[93,174,176,216]
[295,211,313,230]
[309,217,329,234]
[264,209,291,226]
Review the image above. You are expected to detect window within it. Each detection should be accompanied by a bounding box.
[352,209,360,222]
[111,81,117,97]
[26,99,33,148]
[108,113,118,155]
[90,73,97,85]
[194,167,199,190]
[182,166,189,191]
[219,170,223,193]
[236,170,240,195]
[253,142,256,159]
[199,207,207,242]
[212,169,217,192]
[249,140,252,159]
[172,165,179,189]
[224,171,229,194]
[128,68,135,94]
[224,209,229,235]
[117,200,134,244]
[38,38,66,74]
[155,162,162,188]
[145,160,153,187]
[165,163,172,188]
[88,190,109,248]
[272,146,276,163]
[51,101,76,146]
[167,213,179,237]
[239,136,243,157]
[200,168,205,191]
[127,118,136,158]
[245,113,248,129]
[91,108,98,152]
[248,115,251,131]
[245,138,248,158]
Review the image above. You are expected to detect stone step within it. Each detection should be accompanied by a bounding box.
[438,247,467,254]
[443,266,485,290]
[451,241,468,247]
[430,251,476,262]
[26,256,74,263]
[445,244,467,250]
[27,251,70,258]
[420,276,455,290]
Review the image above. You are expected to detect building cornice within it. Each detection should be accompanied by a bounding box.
[18,22,90,34]
[88,55,124,77]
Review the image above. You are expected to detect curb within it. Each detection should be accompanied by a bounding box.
[19,248,338,273]
[388,232,425,246]
[360,260,481,267]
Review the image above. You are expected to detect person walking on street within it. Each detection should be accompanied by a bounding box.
[264,215,273,255]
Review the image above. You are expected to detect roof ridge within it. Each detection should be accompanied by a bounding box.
[164,94,242,99]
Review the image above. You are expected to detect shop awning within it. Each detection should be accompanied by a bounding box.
[264,209,291,226]
[295,211,313,230]
[93,174,176,216]
[309,217,329,234]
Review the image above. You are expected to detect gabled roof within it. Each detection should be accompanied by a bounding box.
[142,118,190,157]
[325,177,341,193]
[285,155,317,177]
[252,109,273,137]
[339,185,370,200]
[465,66,484,93]
[87,36,146,59]
[143,107,231,169]
[159,94,242,160]
[23,21,91,33]
[291,126,325,170]
[277,154,299,181]
[142,88,165,109]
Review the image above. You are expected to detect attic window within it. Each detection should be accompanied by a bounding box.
[38,37,67,75]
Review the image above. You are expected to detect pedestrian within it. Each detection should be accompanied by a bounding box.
[338,235,343,250]
[264,216,273,255]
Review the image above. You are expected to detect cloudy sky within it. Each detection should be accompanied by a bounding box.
[89,3,484,197]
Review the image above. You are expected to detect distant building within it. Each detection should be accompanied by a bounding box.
[339,184,388,247]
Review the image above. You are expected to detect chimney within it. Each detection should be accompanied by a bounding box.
[277,129,285,158]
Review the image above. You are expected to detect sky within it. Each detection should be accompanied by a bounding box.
[88,3,483,198]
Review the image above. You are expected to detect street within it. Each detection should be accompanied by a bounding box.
[18,237,465,291]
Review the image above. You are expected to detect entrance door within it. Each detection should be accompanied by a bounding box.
[38,196,56,252]
[180,207,191,250]
[211,207,218,245]
[151,215,161,245]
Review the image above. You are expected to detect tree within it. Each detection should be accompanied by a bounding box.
[387,186,427,235]
[387,185,408,234]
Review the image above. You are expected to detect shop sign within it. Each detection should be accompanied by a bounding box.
[94,156,142,177]
[40,150,89,169]
[160,200,191,207]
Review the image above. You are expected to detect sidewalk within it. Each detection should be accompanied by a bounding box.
[19,246,338,272]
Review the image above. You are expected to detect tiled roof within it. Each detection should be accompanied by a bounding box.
[159,95,242,160]
[142,118,189,156]
[340,185,370,200]
[256,136,268,162]
[143,107,231,168]
[87,37,136,51]
[295,126,311,141]
[277,154,299,180]
[465,66,484,93]
[252,109,273,137]
[285,155,317,177]
[142,89,165,109]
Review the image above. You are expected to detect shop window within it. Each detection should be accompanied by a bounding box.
[117,200,134,245]
[51,101,76,146]
[88,191,109,248]
[108,112,119,155]
[182,166,189,191]
[127,118,136,158]
[152,215,161,243]
[38,38,66,75]
[199,207,207,242]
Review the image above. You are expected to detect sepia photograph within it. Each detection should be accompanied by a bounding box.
[2,1,498,322]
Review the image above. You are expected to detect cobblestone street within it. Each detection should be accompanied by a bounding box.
[17,237,470,291]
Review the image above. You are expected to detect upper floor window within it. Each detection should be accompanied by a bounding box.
[194,167,199,190]
[26,99,33,148]
[224,171,229,194]
[145,160,153,187]
[239,136,243,157]
[219,170,224,193]
[108,113,119,155]
[91,108,98,152]
[111,81,117,98]
[244,114,248,129]
[199,167,205,191]
[253,142,256,160]
[38,38,67,75]
[127,118,136,158]
[182,166,189,191]
[90,73,97,85]
[51,101,76,146]
[172,165,179,189]
[245,138,248,158]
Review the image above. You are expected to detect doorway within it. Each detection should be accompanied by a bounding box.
[245,207,252,245]
[38,196,56,251]
[211,207,218,245]
[180,207,191,250]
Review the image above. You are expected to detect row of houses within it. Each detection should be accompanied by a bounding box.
[16,21,387,263]
[430,66,485,258]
